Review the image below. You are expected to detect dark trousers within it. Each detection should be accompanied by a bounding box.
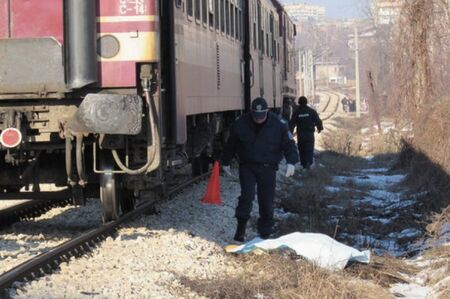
[298,135,315,168]
[236,163,277,236]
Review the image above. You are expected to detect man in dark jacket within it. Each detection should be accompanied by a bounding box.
[222,97,299,242]
[289,96,323,169]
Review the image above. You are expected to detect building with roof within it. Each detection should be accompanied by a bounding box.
[373,0,404,25]
[283,3,326,22]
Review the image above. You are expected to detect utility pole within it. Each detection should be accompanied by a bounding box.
[302,51,308,95]
[354,27,361,118]
[309,50,315,99]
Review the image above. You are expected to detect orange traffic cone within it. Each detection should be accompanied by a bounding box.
[201,161,222,205]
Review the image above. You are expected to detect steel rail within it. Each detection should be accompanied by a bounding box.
[321,91,341,121]
[320,92,333,113]
[0,171,211,294]
[0,192,72,229]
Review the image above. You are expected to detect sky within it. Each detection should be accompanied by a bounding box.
[280,0,365,19]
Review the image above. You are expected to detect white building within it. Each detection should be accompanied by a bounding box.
[283,3,326,22]
[373,0,404,25]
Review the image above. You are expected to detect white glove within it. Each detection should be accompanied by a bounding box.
[222,165,232,176]
[285,164,295,177]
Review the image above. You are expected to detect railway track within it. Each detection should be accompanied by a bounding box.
[0,171,211,295]
[319,91,341,121]
[0,191,72,229]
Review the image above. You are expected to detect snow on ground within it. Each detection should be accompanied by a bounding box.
[333,173,406,187]
[390,283,433,299]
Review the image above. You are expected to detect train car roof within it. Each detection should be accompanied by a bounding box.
[270,0,294,22]
[270,0,285,12]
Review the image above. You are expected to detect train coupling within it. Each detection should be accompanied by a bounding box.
[65,93,143,135]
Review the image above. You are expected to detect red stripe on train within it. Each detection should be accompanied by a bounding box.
[97,21,157,33]
[0,0,8,38]
[98,61,137,87]
[9,0,64,44]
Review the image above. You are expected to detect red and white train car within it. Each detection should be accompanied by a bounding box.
[0,0,297,222]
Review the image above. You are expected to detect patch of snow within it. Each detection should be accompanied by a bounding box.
[327,205,344,210]
[388,229,422,239]
[390,283,432,299]
[360,168,389,173]
[363,216,393,225]
[360,127,371,134]
[333,174,405,187]
[325,186,341,193]
[359,197,386,207]
[386,200,417,211]
[368,189,402,202]
[340,233,410,257]
[273,208,294,220]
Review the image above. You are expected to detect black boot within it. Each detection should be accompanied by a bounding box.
[234,219,247,242]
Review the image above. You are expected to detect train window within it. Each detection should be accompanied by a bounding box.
[278,43,280,63]
[215,0,219,30]
[220,0,225,33]
[209,0,214,28]
[273,40,276,61]
[257,2,261,51]
[195,0,200,22]
[253,23,257,49]
[187,0,193,17]
[230,3,234,39]
[225,0,230,36]
[239,9,242,41]
[270,14,274,59]
[202,0,208,26]
[235,6,239,40]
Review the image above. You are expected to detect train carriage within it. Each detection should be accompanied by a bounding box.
[0,0,296,222]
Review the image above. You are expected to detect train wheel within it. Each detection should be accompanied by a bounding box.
[120,188,135,214]
[192,152,210,176]
[100,173,120,223]
[71,185,86,206]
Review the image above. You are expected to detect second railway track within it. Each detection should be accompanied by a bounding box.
[319,91,341,121]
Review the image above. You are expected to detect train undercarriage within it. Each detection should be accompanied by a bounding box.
[0,91,235,223]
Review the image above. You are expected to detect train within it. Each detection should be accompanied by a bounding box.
[0,0,297,222]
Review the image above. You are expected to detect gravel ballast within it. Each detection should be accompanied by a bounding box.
[6,174,260,298]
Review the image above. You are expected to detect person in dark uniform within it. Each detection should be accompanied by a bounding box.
[289,96,323,169]
[222,97,299,242]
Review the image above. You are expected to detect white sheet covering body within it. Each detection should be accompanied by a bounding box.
[226,232,371,271]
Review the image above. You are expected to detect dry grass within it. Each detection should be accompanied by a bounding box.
[180,253,393,299]
[364,131,404,157]
[426,205,450,242]
[321,130,363,157]
[345,255,418,288]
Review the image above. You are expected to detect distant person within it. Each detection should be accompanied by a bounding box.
[222,97,299,242]
[289,96,323,169]
[349,99,356,112]
[341,97,349,112]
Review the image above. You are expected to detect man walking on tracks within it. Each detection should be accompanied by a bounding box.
[222,97,299,242]
[289,96,323,170]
